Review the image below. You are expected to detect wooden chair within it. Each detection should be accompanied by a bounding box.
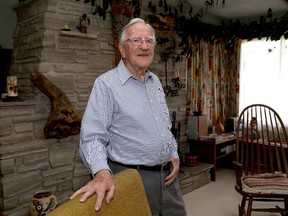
[234,104,288,216]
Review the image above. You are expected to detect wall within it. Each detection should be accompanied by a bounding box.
[0,0,187,215]
[0,0,18,95]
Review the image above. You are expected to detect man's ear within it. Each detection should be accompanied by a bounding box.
[118,43,125,59]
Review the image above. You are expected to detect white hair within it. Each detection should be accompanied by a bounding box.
[118,18,155,44]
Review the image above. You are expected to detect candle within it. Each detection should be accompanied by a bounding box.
[174,71,180,78]
[173,71,178,78]
[7,76,18,97]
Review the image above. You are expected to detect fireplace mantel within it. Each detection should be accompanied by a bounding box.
[59,31,98,40]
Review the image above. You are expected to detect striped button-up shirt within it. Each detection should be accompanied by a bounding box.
[79,60,179,175]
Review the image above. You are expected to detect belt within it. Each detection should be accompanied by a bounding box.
[110,160,171,172]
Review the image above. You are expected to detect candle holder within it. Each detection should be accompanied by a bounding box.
[7,76,18,97]
[161,54,185,97]
[2,76,24,102]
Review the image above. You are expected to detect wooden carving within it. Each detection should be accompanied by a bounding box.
[30,72,81,139]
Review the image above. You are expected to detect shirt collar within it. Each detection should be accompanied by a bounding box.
[117,59,153,85]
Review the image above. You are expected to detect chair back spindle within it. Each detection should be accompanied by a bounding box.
[236,104,288,176]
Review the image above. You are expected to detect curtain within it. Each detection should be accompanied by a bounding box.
[185,38,241,128]
[239,36,288,125]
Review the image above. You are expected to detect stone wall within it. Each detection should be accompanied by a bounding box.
[0,0,187,215]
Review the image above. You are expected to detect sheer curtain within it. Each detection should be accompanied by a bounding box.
[239,36,288,124]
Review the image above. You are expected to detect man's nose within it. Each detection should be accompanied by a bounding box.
[139,40,149,48]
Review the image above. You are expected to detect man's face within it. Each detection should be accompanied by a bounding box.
[119,23,155,73]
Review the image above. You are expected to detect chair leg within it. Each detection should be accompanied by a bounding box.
[276,205,285,216]
[275,198,288,216]
[238,205,244,216]
[278,198,288,216]
[246,198,253,216]
[284,198,288,216]
[239,196,246,216]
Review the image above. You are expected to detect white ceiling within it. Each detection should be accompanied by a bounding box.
[186,0,288,21]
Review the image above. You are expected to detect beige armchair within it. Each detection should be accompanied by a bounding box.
[48,169,151,216]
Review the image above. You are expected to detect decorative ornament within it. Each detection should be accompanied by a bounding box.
[77,14,90,33]
[216,116,225,135]
[7,76,18,97]
[29,191,58,216]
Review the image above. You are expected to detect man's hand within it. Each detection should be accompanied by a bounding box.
[69,169,115,211]
[164,157,180,187]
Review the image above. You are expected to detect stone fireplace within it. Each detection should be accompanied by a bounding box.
[0,0,187,215]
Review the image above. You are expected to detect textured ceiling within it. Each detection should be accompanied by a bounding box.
[186,0,288,20]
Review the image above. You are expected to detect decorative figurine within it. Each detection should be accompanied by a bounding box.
[77,14,90,33]
[249,117,258,139]
[216,115,225,135]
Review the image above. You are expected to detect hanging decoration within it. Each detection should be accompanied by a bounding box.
[76,0,141,20]
[161,53,185,97]
[204,0,226,8]
[77,0,288,62]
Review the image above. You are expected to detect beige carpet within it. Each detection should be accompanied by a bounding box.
[183,168,284,216]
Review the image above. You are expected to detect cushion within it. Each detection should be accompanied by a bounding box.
[48,169,151,216]
[242,172,288,194]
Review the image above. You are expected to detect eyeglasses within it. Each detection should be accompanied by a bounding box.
[125,37,156,47]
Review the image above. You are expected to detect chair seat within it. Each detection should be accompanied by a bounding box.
[242,172,288,194]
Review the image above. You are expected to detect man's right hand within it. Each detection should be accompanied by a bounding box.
[69,169,115,211]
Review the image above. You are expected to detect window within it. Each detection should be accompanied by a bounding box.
[239,36,288,125]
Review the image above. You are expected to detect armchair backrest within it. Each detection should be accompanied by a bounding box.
[48,169,151,216]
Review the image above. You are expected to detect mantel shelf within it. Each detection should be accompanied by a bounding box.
[0,98,33,107]
[60,31,98,39]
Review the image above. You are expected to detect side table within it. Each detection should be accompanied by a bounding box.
[188,137,236,181]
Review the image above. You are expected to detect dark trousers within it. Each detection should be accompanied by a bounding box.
[109,161,187,216]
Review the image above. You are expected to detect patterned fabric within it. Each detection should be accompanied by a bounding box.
[242,172,288,194]
[185,38,241,126]
[80,59,178,175]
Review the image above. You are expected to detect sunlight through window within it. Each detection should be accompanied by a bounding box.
[239,36,288,125]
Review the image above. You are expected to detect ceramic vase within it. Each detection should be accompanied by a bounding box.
[216,122,224,135]
[29,190,58,216]
[185,155,198,167]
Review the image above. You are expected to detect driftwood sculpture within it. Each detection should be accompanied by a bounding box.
[30,72,81,139]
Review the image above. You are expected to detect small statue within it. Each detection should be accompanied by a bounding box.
[77,14,90,33]
[250,117,257,139]
[216,115,225,135]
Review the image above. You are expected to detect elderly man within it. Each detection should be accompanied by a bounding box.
[70,18,187,216]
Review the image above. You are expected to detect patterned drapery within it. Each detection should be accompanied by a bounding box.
[185,38,241,127]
